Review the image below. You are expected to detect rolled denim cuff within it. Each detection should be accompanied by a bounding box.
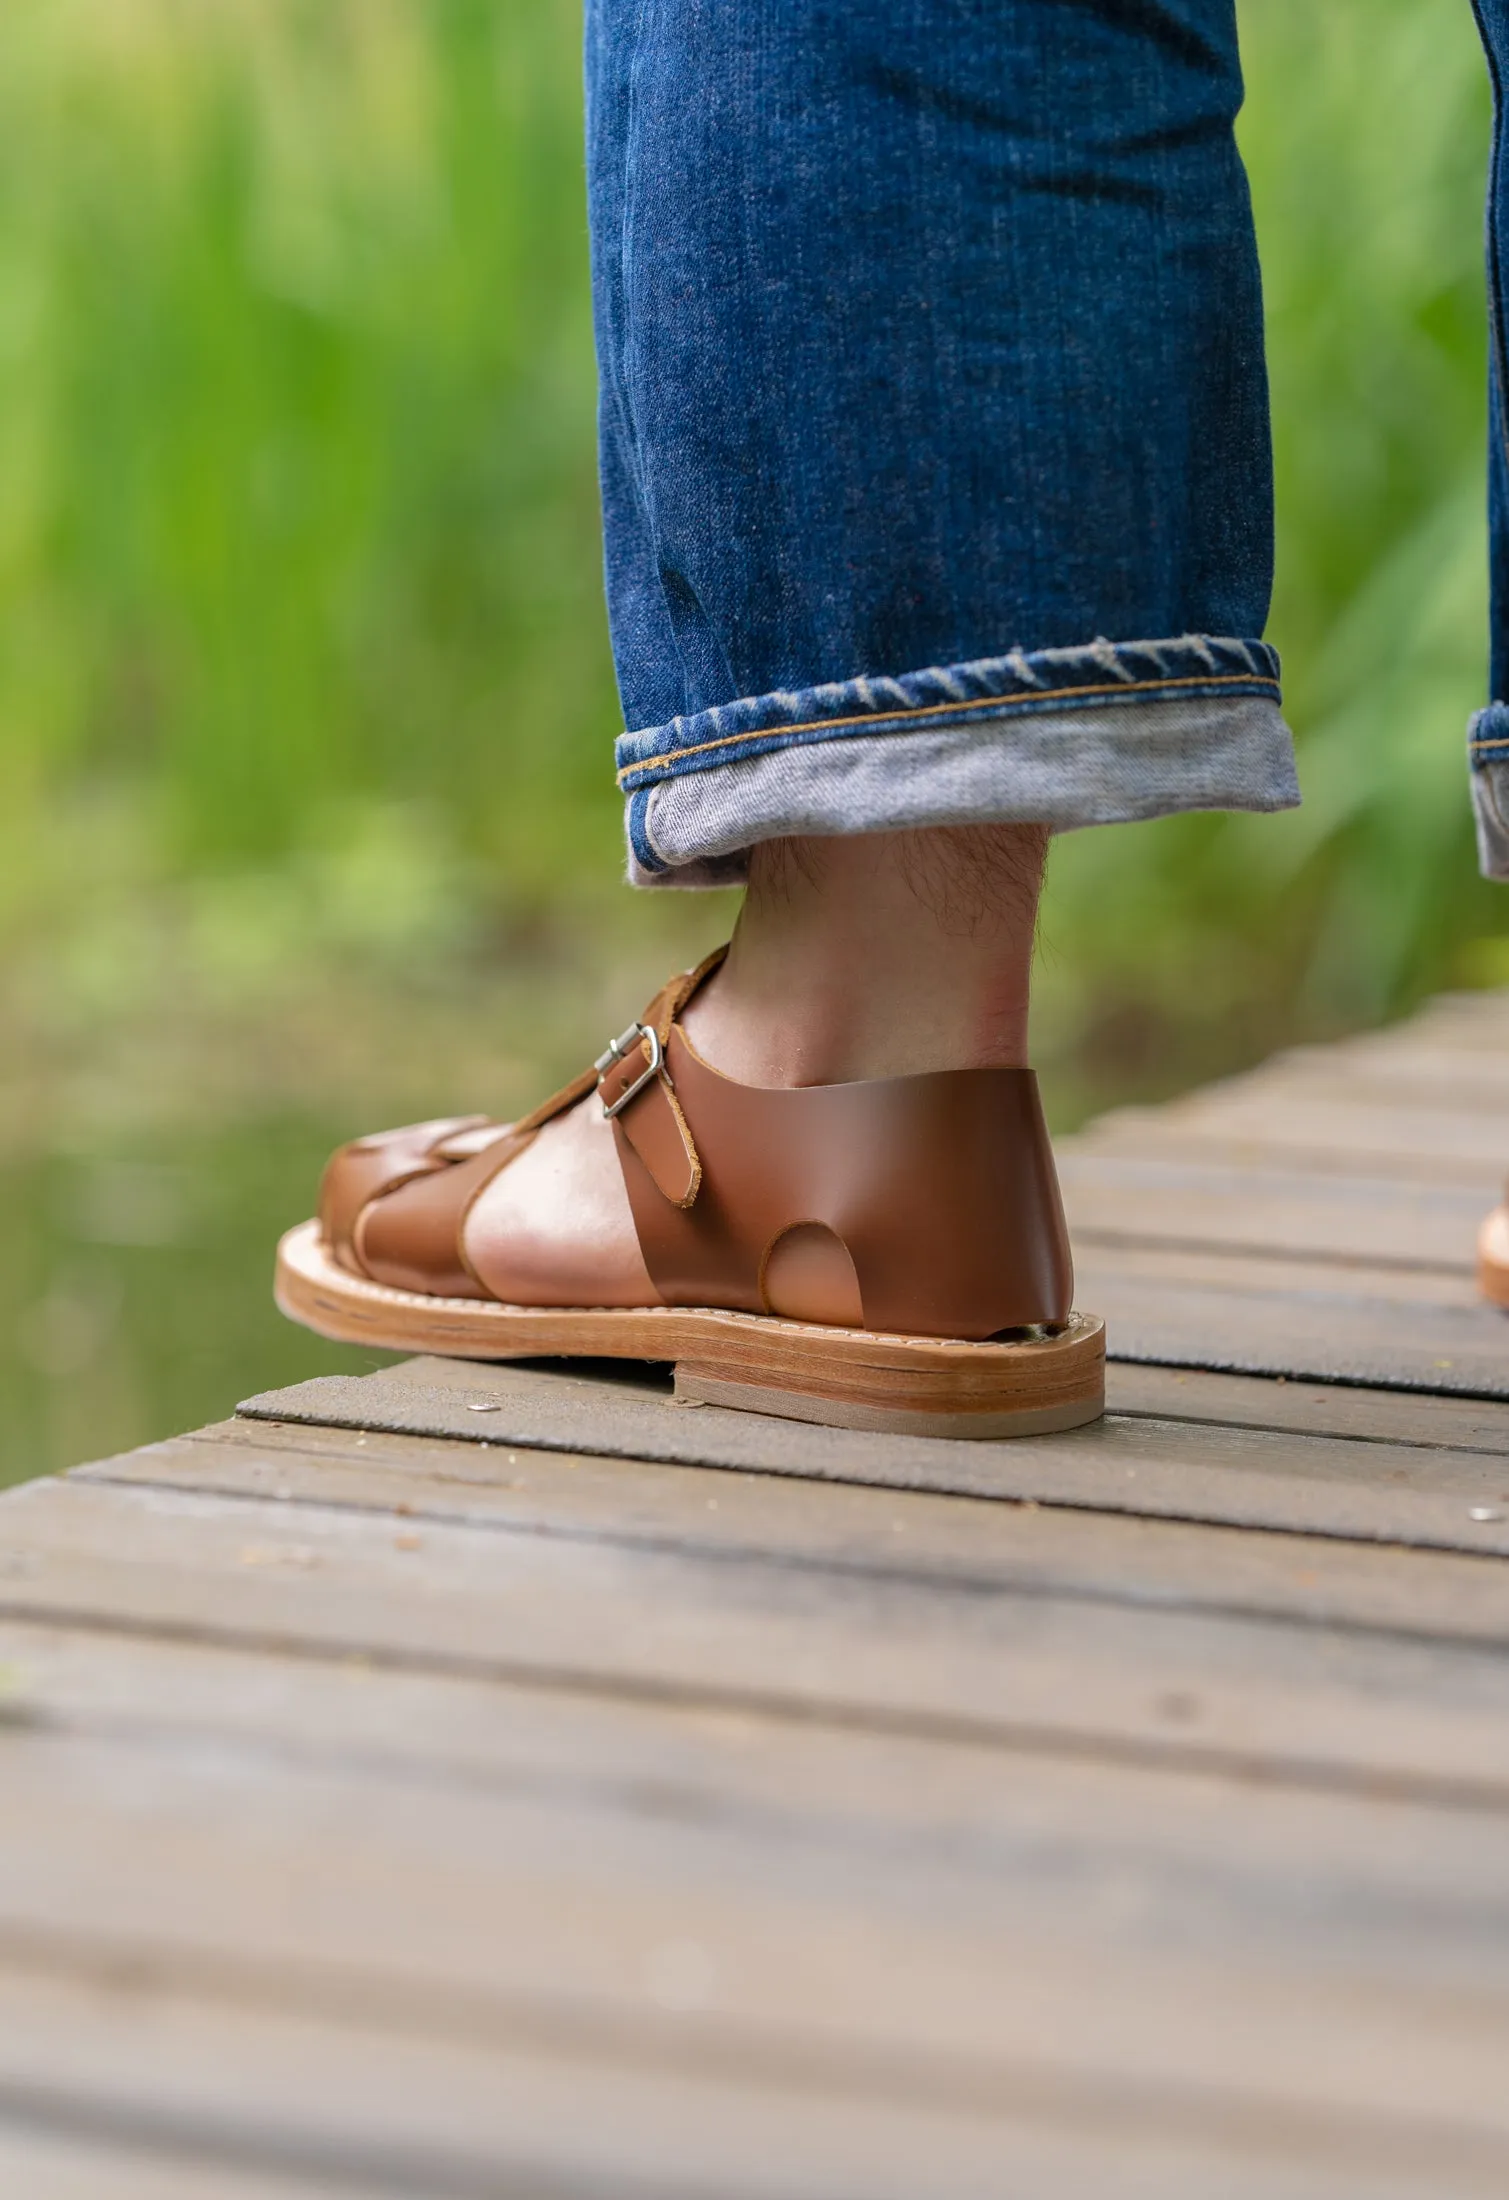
[1470,704,1509,881]
[617,634,1297,886]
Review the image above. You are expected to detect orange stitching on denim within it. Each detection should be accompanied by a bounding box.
[615,670,1280,786]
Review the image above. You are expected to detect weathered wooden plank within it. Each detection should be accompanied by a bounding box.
[229,1357,1509,1548]
[0,2129,334,2200]
[0,2117,338,2200]
[1106,1362,1509,1452]
[78,1422,1509,1649]
[8,1609,1509,2200]
[6,1707,1509,2172]
[1071,1093,1504,1186]
[1222,1061,1509,1118]
[12,1476,1509,1796]
[235,1356,1509,1463]
[1232,1036,1509,1112]
[11,1612,1509,1897]
[1139,981,1509,1109]
[0,1964,1473,2200]
[1084,1243,1481,1307]
[1073,1242,1509,1396]
[1059,1152,1483,1269]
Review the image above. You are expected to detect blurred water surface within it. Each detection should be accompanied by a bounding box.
[1,0,1506,1482]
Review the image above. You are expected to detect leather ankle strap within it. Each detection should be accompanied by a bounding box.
[595,944,728,1210]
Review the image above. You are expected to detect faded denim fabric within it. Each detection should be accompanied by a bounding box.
[585,0,1298,884]
[1472,1,1509,876]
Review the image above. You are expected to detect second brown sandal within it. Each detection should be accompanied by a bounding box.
[1480,1192,1509,1309]
[276,949,1105,1436]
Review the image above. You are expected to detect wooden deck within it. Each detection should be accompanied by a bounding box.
[4,990,1509,2197]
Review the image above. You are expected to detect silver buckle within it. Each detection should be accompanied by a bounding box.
[595,1021,664,1119]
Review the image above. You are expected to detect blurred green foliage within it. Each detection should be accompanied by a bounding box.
[1,0,1508,1477]
[1,0,1505,1049]
[0,0,625,942]
[1044,0,1507,1096]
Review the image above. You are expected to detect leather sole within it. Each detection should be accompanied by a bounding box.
[1480,1205,1509,1310]
[275,1219,1105,1439]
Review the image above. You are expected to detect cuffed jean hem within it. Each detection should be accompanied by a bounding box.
[615,635,1296,887]
[1470,704,1509,880]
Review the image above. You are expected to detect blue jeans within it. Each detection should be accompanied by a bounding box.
[585,2,1496,886]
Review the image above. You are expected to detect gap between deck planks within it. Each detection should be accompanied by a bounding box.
[1056,990,1509,1388]
[236,1355,1509,1555]
[34,1426,1509,1795]
[10,1504,1509,2192]
[7,1460,1509,2194]
[6,983,1509,2197]
[81,1415,1509,1648]
[0,1963,1481,2200]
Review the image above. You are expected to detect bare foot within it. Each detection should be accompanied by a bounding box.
[464,823,1048,1302]
[681,824,1047,1083]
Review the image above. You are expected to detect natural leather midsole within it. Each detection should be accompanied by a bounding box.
[276,1221,1105,1417]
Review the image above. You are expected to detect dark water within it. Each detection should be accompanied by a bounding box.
[0,917,748,1490]
[0,1117,389,1488]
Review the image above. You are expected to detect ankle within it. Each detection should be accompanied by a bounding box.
[680,824,1047,1085]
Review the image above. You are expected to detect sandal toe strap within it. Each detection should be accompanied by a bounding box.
[354,1129,533,1298]
[319,1116,488,1269]
[326,945,732,1300]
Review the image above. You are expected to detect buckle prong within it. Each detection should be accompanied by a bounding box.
[596,1022,664,1119]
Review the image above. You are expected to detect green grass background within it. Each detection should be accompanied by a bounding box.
[1,0,1507,1480]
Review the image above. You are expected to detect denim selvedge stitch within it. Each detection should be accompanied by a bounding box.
[615,635,1281,788]
[616,632,1290,880]
[618,649,1295,885]
[1470,700,1509,876]
[630,689,1298,885]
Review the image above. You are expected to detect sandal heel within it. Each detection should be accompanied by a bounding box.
[674,1315,1105,1439]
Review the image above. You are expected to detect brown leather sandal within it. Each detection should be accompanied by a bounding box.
[275,948,1105,1436]
[1480,1195,1509,1309]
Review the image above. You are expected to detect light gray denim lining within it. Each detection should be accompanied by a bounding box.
[629,692,1299,887]
[1471,758,1509,880]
